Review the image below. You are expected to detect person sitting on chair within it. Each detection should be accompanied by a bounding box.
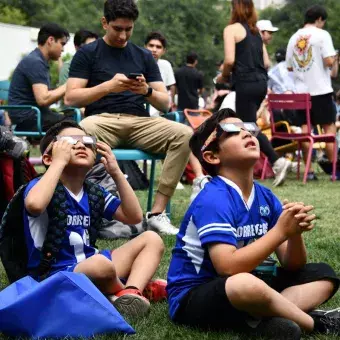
[9,23,70,132]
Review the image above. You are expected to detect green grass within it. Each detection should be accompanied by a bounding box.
[1,165,340,339]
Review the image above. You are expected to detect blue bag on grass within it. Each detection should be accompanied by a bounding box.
[0,271,135,338]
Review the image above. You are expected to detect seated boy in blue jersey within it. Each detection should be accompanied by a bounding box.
[167,109,340,338]
[24,120,166,319]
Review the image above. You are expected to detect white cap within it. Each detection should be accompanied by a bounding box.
[256,20,279,32]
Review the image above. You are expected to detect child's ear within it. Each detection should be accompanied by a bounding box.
[42,153,53,167]
[202,151,220,166]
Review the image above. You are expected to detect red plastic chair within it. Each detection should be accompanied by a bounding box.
[183,109,212,130]
[262,93,337,183]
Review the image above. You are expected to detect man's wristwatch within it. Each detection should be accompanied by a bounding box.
[143,86,153,97]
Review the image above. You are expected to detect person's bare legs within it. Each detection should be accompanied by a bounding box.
[226,273,314,332]
[74,254,124,294]
[322,123,337,162]
[280,280,335,311]
[73,231,164,295]
[111,230,164,291]
[151,192,169,214]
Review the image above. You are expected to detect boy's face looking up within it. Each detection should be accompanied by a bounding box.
[203,117,260,171]
[145,39,165,61]
[43,127,96,169]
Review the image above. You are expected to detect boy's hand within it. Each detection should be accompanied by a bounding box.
[277,203,315,238]
[282,199,315,231]
[51,140,73,166]
[96,141,121,176]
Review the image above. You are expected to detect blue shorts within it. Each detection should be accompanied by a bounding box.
[65,249,112,273]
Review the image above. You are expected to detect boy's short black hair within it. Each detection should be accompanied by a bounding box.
[40,120,85,154]
[275,48,286,63]
[144,31,167,49]
[187,52,198,64]
[37,23,70,45]
[104,0,139,23]
[190,108,239,177]
[74,29,98,48]
[304,5,328,24]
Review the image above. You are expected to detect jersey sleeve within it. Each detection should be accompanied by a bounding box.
[192,192,237,247]
[101,188,121,221]
[68,46,93,80]
[145,51,162,83]
[321,31,336,59]
[25,59,50,86]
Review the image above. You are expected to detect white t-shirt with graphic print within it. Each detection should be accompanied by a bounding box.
[286,26,336,96]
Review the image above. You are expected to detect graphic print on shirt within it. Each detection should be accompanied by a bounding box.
[293,35,314,72]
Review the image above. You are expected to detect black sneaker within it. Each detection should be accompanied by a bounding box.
[310,308,340,335]
[247,317,302,340]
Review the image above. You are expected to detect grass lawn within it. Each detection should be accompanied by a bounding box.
[1,164,340,339]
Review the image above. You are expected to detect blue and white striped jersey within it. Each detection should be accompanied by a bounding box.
[167,176,282,319]
[23,178,121,275]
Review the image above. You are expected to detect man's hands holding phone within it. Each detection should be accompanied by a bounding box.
[107,73,148,95]
[276,199,316,239]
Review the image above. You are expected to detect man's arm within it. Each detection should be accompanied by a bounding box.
[32,83,66,107]
[330,53,339,78]
[65,74,132,107]
[145,81,169,113]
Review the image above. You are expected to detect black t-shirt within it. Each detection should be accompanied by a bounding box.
[8,48,51,123]
[69,39,162,117]
[175,65,203,110]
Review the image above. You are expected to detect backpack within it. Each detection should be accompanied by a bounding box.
[0,180,104,283]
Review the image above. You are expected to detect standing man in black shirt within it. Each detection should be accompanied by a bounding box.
[175,52,204,112]
[65,0,192,235]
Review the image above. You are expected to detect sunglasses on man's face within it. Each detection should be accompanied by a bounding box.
[201,122,260,152]
[44,135,97,154]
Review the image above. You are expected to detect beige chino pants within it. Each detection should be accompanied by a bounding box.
[80,113,192,197]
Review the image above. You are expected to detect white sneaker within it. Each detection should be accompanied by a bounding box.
[146,212,179,235]
[272,158,291,187]
[190,175,211,202]
[176,182,185,190]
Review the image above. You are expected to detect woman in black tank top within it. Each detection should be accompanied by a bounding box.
[218,0,291,187]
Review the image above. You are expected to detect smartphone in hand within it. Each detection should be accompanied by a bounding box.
[128,73,142,79]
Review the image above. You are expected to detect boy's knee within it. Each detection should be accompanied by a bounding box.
[226,273,269,304]
[93,254,117,280]
[143,230,165,254]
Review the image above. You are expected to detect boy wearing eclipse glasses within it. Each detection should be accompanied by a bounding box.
[23,120,166,319]
[167,109,340,338]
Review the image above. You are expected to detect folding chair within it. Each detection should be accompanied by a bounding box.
[264,93,337,183]
[183,109,212,130]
